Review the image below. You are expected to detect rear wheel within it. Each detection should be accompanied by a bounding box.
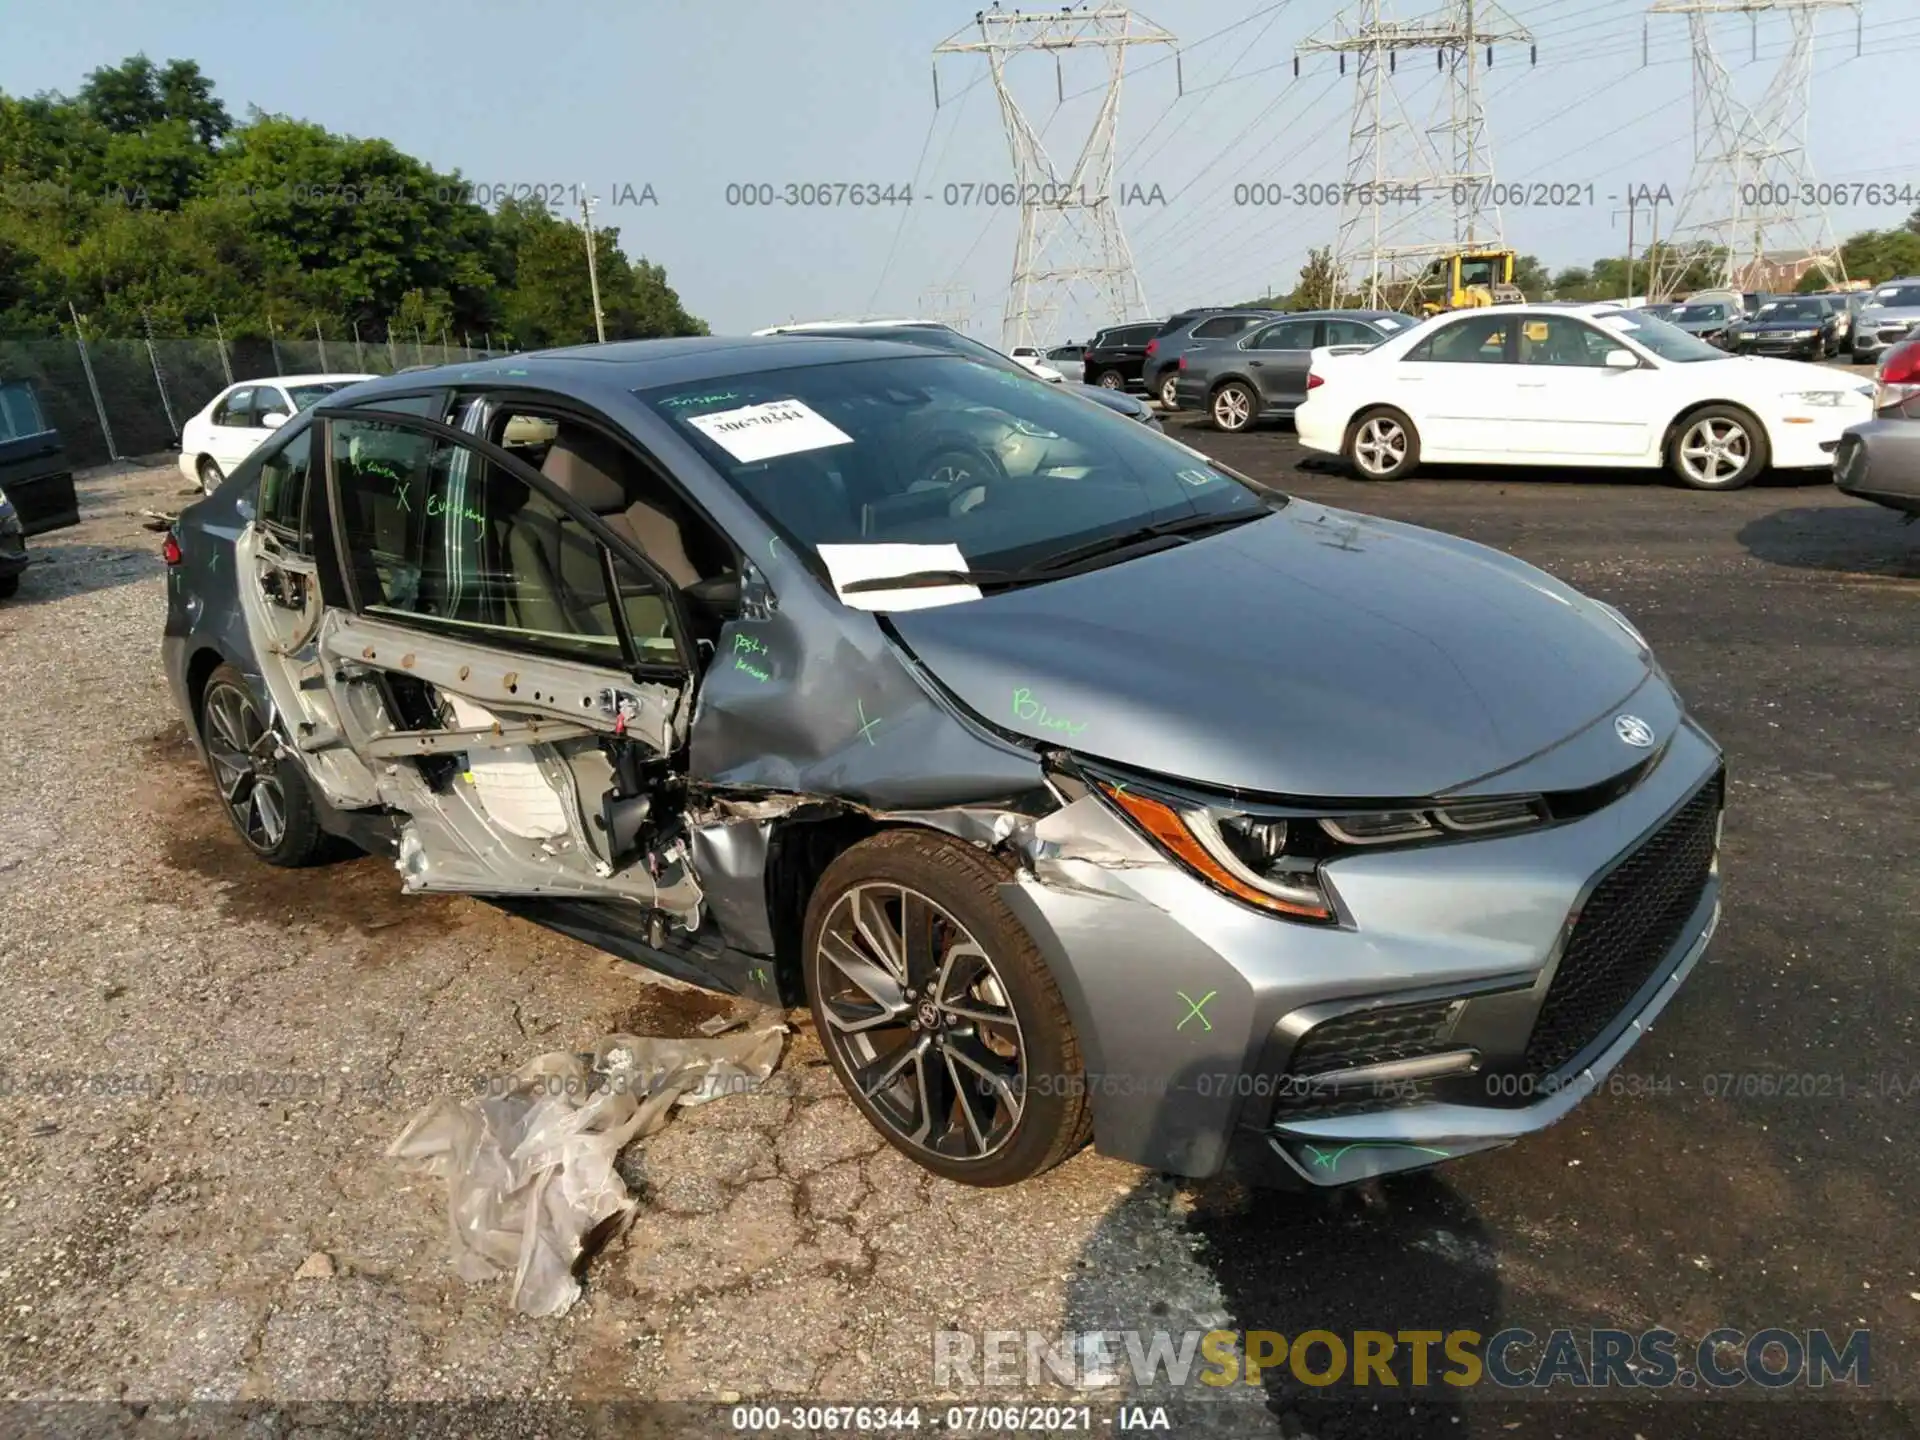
[1093,369,1125,389]
[1159,373,1179,409]
[199,664,324,866]
[1344,406,1421,480]
[197,457,224,495]
[804,830,1091,1187]
[1666,405,1768,490]
[1210,381,1258,433]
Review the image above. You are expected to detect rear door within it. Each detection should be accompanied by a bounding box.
[295,403,699,907]
[1395,312,1525,454]
[209,386,268,471]
[1241,318,1322,410]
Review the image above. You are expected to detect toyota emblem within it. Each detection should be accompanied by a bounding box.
[1614,714,1655,748]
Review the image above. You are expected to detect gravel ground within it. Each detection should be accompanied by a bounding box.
[1,445,1915,1439]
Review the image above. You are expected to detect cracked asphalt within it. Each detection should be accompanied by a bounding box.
[0,439,1915,1438]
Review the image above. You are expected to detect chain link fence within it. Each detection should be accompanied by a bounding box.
[0,329,496,471]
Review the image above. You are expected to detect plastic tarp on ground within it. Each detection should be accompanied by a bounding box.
[388,1021,786,1316]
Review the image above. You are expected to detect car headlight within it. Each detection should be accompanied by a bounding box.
[1786,330,1815,339]
[1781,390,1852,406]
[1091,777,1544,924]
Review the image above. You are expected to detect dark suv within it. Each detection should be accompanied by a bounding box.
[1081,322,1162,393]
[1143,309,1284,409]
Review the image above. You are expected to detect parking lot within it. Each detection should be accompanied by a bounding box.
[0,429,1914,1437]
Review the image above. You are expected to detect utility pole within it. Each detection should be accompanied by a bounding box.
[580,188,607,344]
[1614,197,1640,301]
[1647,0,1856,300]
[1301,0,1534,309]
[934,7,1178,350]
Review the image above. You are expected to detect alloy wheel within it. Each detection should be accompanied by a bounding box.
[1160,375,1178,408]
[1213,386,1252,430]
[1353,415,1407,475]
[1678,417,1750,486]
[1098,371,1123,389]
[198,458,223,495]
[813,883,1026,1161]
[202,681,287,851]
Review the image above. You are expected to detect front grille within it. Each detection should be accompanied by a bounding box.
[1289,998,1459,1075]
[1522,773,1722,1076]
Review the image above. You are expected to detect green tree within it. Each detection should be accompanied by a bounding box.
[79,55,230,147]
[497,198,704,348]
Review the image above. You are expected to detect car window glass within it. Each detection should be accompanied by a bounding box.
[329,417,661,665]
[1248,320,1317,350]
[1517,316,1615,366]
[345,391,450,421]
[1325,319,1385,347]
[214,387,256,426]
[257,426,314,543]
[0,380,49,443]
[253,388,293,422]
[287,381,352,410]
[1407,315,1509,363]
[640,354,1267,575]
[1192,316,1248,339]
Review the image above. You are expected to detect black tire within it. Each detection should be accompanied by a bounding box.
[1158,373,1179,409]
[1342,405,1421,480]
[1093,369,1126,389]
[197,663,325,866]
[803,830,1092,1187]
[1810,338,1826,363]
[1665,404,1769,491]
[0,573,18,600]
[1209,380,1259,433]
[198,456,224,495]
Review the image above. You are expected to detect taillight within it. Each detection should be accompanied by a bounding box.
[1881,340,1920,386]
[1178,355,1187,369]
[1306,373,1324,390]
[162,531,183,566]
[1144,339,1159,357]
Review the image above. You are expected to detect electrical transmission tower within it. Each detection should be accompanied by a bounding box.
[1646,0,1857,301]
[933,6,1176,351]
[1300,0,1533,309]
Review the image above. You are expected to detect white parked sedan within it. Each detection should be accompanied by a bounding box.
[179,374,372,494]
[1295,304,1874,490]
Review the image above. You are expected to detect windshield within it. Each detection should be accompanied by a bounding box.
[1870,285,1920,308]
[287,382,352,410]
[800,325,1025,376]
[1589,310,1727,363]
[1751,299,1825,321]
[1672,303,1730,322]
[640,354,1269,580]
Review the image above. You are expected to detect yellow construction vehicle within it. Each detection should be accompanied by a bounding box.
[1418,249,1526,315]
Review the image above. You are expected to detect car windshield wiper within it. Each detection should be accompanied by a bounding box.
[836,507,1271,596]
[1026,505,1267,572]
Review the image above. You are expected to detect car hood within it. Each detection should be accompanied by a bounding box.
[888,501,1658,799]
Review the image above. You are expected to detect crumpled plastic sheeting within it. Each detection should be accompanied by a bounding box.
[387,1022,786,1316]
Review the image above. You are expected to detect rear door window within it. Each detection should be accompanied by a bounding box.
[1193,316,1256,340]
[1406,315,1511,363]
[257,426,315,546]
[214,388,257,426]
[0,380,49,443]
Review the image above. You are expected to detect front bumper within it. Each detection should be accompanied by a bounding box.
[1000,713,1724,1183]
[1733,334,1825,359]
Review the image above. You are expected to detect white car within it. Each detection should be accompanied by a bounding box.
[180,374,373,493]
[1295,304,1874,491]
[1007,345,1066,382]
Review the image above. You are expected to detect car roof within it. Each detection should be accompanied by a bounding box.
[752,318,943,334]
[231,373,375,387]
[334,335,942,400]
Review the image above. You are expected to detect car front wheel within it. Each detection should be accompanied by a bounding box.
[1344,406,1421,479]
[199,664,324,866]
[803,830,1091,1187]
[1667,405,1768,490]
[198,457,224,495]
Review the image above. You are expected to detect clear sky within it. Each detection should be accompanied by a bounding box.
[4,0,1916,343]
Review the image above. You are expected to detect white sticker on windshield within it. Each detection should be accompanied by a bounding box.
[1596,315,1640,332]
[1375,317,1402,330]
[685,398,853,464]
[816,542,982,612]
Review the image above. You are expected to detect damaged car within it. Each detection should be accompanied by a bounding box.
[163,336,1724,1189]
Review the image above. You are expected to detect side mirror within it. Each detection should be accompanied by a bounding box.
[1604,349,1639,369]
[260,411,287,429]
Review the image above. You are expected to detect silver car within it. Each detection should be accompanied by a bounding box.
[1850,278,1920,364]
[162,336,1723,1189]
